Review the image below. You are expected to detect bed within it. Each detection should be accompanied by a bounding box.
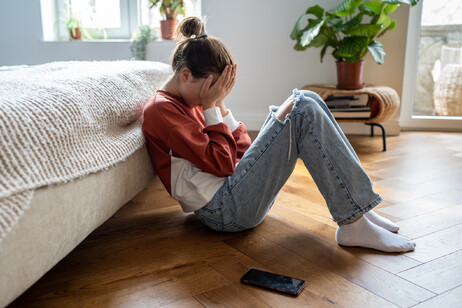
[0,60,170,307]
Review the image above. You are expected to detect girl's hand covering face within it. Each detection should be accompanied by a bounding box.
[200,64,237,110]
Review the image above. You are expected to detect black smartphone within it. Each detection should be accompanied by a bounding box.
[240,268,306,296]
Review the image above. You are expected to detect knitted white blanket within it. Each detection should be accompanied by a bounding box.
[0,61,170,243]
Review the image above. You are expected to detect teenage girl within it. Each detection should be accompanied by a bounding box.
[142,17,415,253]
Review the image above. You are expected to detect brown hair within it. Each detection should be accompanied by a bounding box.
[172,17,235,78]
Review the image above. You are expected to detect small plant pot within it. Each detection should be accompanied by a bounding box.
[160,19,178,40]
[69,28,82,40]
[336,60,365,90]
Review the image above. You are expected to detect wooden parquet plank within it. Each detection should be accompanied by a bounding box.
[276,189,336,228]
[159,297,205,308]
[406,223,462,263]
[396,204,462,239]
[372,164,462,189]
[375,179,462,204]
[210,254,334,308]
[273,159,422,274]
[7,131,462,307]
[223,231,398,308]
[9,206,237,308]
[11,262,231,308]
[245,217,435,307]
[194,284,271,308]
[376,187,462,220]
[412,285,462,308]
[269,204,420,274]
[398,250,462,294]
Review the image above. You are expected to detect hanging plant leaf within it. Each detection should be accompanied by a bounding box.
[290,13,308,40]
[291,5,325,40]
[305,5,324,19]
[308,30,329,48]
[327,17,343,29]
[299,19,325,47]
[384,3,399,14]
[377,20,396,37]
[343,24,382,36]
[383,0,419,6]
[365,0,383,14]
[336,13,363,32]
[368,40,386,64]
[328,0,363,17]
[294,41,308,51]
[336,36,368,57]
[358,4,375,16]
[320,44,329,62]
[377,14,392,32]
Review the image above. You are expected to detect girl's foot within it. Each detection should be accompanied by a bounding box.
[364,210,399,232]
[335,216,415,252]
[330,211,399,233]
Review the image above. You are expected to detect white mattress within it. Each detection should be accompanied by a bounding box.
[0,146,155,307]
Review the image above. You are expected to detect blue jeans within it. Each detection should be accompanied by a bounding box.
[194,89,381,231]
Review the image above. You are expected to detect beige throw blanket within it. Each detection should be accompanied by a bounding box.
[0,61,170,243]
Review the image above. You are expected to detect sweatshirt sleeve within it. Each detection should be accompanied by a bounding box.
[156,103,239,177]
[223,109,252,160]
[232,122,252,160]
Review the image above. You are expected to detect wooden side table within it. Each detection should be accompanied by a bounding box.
[301,84,400,151]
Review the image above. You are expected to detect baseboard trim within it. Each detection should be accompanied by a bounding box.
[234,113,267,131]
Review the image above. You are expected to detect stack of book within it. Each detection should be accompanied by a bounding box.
[325,94,372,119]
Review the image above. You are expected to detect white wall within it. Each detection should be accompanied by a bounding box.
[0,0,410,133]
[202,0,410,133]
[0,1,174,65]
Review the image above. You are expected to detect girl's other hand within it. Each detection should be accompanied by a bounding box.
[200,65,236,110]
[216,64,237,117]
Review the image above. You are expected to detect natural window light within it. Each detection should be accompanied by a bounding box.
[40,0,201,41]
[421,0,462,26]
[72,0,122,28]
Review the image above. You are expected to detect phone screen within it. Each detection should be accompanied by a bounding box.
[241,268,306,296]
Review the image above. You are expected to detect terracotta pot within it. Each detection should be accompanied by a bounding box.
[160,19,178,40]
[70,28,82,40]
[336,60,365,90]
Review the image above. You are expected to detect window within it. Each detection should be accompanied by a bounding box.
[401,0,462,130]
[40,0,201,41]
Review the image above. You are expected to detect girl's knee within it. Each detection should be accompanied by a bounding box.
[296,95,325,116]
[300,90,327,108]
[300,90,324,102]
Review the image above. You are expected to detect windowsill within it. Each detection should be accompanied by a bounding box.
[40,39,177,44]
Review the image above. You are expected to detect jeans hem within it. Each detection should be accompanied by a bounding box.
[336,195,382,226]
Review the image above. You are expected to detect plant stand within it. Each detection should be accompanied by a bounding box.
[301,84,400,151]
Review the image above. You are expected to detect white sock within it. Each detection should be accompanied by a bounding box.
[364,210,399,232]
[330,211,399,232]
[335,216,416,253]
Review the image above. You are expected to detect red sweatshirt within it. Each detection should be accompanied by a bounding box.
[142,90,252,212]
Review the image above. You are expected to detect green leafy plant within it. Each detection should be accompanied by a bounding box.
[59,0,82,39]
[130,25,158,60]
[149,0,185,20]
[290,0,420,64]
[66,16,81,37]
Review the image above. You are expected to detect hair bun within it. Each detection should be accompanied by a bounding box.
[174,16,205,41]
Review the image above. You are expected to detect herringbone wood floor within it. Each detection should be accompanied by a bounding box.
[9,131,462,307]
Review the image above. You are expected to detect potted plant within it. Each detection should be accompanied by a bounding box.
[290,0,420,89]
[149,0,185,40]
[60,1,82,40]
[66,16,82,40]
[130,25,158,60]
